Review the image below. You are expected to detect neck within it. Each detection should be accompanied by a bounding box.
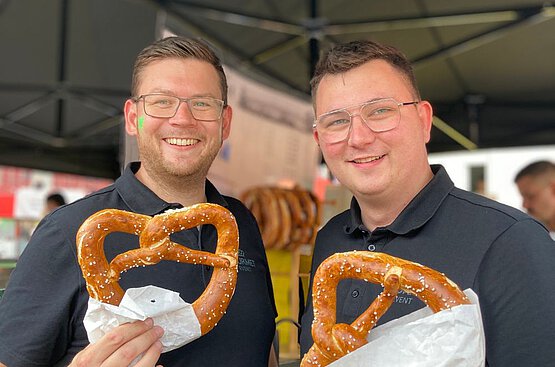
[357,166,433,231]
[135,165,207,207]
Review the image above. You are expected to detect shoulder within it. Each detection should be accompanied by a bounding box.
[449,187,530,222]
[438,187,552,262]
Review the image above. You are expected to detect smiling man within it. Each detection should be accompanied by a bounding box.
[0,37,277,367]
[299,40,555,366]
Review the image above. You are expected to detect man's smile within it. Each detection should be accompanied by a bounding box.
[164,137,199,146]
[350,154,385,164]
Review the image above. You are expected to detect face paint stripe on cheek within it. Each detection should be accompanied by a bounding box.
[138,116,145,130]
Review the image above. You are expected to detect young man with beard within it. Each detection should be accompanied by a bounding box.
[299,40,555,365]
[0,37,277,367]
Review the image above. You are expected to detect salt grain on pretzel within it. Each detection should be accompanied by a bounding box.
[301,251,470,366]
[76,203,239,335]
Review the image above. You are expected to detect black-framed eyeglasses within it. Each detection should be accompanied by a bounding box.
[133,94,225,120]
[313,98,419,143]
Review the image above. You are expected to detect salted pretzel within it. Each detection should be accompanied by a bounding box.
[76,203,239,335]
[240,186,321,250]
[273,189,293,250]
[301,251,470,366]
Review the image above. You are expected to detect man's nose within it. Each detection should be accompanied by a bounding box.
[347,114,376,145]
[170,102,197,124]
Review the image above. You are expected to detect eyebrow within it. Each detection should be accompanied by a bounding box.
[145,89,219,99]
[322,98,389,115]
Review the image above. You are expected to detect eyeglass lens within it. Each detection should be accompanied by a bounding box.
[317,99,401,142]
[142,94,223,120]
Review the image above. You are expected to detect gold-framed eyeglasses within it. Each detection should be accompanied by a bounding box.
[313,98,419,143]
[133,93,225,120]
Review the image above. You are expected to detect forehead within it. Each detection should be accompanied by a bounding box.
[518,176,546,191]
[137,57,221,96]
[314,60,413,114]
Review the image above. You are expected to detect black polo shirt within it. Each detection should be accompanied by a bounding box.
[300,165,555,366]
[0,162,277,367]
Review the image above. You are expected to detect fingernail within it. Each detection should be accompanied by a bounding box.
[145,318,154,327]
[154,325,164,337]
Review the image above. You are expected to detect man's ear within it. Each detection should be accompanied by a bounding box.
[417,100,434,143]
[313,129,320,146]
[221,105,232,141]
[124,99,139,136]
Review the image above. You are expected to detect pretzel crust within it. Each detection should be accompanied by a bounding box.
[240,186,321,250]
[301,251,470,366]
[76,203,239,335]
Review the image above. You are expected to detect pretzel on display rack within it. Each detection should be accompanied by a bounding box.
[240,186,321,250]
[76,203,239,335]
[301,251,471,367]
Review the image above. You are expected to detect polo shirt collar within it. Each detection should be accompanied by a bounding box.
[344,165,454,235]
[116,162,228,216]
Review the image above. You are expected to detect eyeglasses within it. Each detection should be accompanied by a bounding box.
[313,98,419,143]
[133,94,225,120]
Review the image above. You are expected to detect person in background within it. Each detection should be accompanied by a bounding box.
[45,192,66,213]
[0,36,277,367]
[299,40,555,365]
[514,160,555,239]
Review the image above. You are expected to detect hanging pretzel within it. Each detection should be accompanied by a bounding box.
[240,186,321,250]
[301,251,470,366]
[76,203,239,335]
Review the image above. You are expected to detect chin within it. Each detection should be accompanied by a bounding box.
[354,181,389,196]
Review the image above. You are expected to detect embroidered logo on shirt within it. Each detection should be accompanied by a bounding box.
[395,289,415,305]
[238,249,256,272]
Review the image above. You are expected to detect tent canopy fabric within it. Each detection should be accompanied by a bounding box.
[1,0,554,178]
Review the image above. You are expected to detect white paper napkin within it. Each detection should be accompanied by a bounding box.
[329,289,485,367]
[83,285,202,354]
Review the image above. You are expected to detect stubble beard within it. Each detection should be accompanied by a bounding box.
[139,138,221,186]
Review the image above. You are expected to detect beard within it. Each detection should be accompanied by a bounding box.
[137,134,222,185]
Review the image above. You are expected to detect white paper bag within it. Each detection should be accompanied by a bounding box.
[83,285,202,353]
[329,289,485,367]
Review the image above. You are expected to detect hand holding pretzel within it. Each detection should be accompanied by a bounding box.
[301,251,470,367]
[76,203,239,335]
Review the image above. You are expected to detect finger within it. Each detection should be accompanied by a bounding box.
[128,340,164,367]
[102,324,164,367]
[71,319,157,366]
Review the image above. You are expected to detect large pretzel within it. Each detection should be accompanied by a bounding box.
[76,203,239,335]
[301,251,470,366]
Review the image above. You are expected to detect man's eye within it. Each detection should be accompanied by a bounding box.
[324,117,350,128]
[192,99,217,110]
[368,107,395,117]
[150,98,175,107]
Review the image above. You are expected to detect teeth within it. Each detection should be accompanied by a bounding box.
[165,138,198,146]
[353,155,384,164]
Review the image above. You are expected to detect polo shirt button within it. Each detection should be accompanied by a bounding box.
[351,289,360,298]
[368,244,376,251]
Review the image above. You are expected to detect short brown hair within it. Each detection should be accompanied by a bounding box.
[310,40,420,101]
[131,36,228,104]
[515,160,555,182]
